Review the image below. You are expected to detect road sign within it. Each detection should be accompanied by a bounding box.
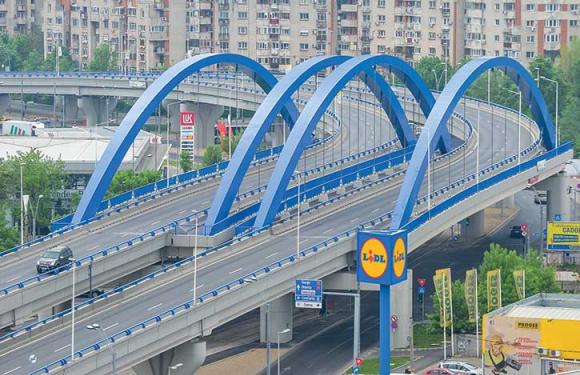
[521,223,528,231]
[417,278,427,287]
[418,286,426,294]
[353,367,360,374]
[355,358,364,367]
[295,279,323,309]
[522,230,528,237]
[555,214,562,221]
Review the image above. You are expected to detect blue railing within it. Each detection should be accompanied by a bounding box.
[27,137,566,375]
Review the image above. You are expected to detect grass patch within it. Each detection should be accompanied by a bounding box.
[346,356,409,374]
[414,323,443,348]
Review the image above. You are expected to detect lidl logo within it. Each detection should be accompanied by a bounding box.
[392,237,406,278]
[360,238,388,279]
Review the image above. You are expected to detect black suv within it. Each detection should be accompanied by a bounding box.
[510,225,523,238]
[36,246,73,273]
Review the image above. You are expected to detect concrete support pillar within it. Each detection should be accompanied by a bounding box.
[194,102,224,154]
[390,269,412,349]
[268,117,286,147]
[78,96,117,127]
[495,195,515,209]
[132,340,206,375]
[0,94,9,116]
[260,294,293,344]
[37,301,70,322]
[461,210,486,238]
[63,95,79,124]
[536,175,571,222]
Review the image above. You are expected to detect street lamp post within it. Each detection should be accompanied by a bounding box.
[540,76,559,147]
[431,69,441,91]
[86,323,117,374]
[168,363,183,375]
[20,162,25,244]
[440,62,448,88]
[503,88,522,166]
[31,194,44,239]
[294,171,301,261]
[277,328,291,375]
[70,257,76,362]
[166,101,184,188]
[193,210,199,304]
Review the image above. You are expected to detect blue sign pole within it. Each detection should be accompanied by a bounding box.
[379,284,391,375]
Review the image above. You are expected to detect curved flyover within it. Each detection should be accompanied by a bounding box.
[72,53,300,224]
[389,56,557,229]
[252,54,453,230]
[205,55,433,234]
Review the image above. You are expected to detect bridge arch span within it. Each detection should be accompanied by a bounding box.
[72,53,299,224]
[389,56,557,229]
[252,54,453,230]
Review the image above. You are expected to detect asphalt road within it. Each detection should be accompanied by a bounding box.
[0,100,536,374]
[0,97,394,290]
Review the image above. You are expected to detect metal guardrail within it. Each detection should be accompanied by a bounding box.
[27,139,565,375]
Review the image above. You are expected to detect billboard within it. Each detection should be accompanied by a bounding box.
[547,222,580,251]
[483,316,540,374]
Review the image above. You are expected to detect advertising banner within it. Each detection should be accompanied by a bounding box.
[483,316,540,374]
[487,269,502,312]
[547,221,580,250]
[465,269,478,322]
[513,270,525,300]
[435,268,453,327]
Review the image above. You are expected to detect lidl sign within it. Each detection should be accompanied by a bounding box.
[357,230,408,285]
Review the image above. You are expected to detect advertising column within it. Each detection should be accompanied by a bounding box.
[180,111,195,159]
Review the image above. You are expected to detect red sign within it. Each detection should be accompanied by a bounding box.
[180,112,195,126]
[417,278,427,287]
[521,223,528,231]
[355,357,364,367]
[528,175,539,185]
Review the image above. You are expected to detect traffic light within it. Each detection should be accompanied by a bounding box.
[418,292,424,304]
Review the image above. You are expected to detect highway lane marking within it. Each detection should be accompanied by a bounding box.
[5,276,20,283]
[147,303,163,311]
[151,220,161,225]
[229,267,243,275]
[54,344,71,353]
[350,217,360,223]
[266,252,279,259]
[372,208,380,213]
[103,323,119,331]
[189,284,204,292]
[2,367,21,375]
[323,229,334,235]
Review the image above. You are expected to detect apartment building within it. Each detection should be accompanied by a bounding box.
[40,0,580,72]
[0,0,44,35]
[43,0,187,72]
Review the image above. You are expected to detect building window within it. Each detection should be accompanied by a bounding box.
[378,0,386,7]
[300,42,309,50]
[526,51,535,58]
[545,33,560,42]
[238,26,247,34]
[429,0,436,8]
[238,41,248,50]
[495,19,500,25]
[526,20,535,27]
[527,35,535,42]
[377,30,386,37]
[571,20,579,27]
[429,32,436,39]
[238,12,247,19]
[546,3,560,12]
[526,4,535,10]
[545,19,560,27]
[300,12,309,21]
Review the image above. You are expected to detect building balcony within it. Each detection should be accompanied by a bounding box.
[465,23,482,33]
[341,4,358,12]
[340,19,358,27]
[465,39,484,49]
[199,16,212,25]
[199,1,212,10]
[341,34,359,43]
[149,31,167,41]
[465,8,483,18]
[504,10,516,19]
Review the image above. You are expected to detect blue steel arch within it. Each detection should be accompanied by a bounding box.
[204,55,428,234]
[252,54,453,230]
[389,56,557,230]
[72,53,299,224]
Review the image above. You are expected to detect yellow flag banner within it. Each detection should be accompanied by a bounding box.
[513,270,525,300]
[433,274,445,327]
[464,269,478,322]
[436,268,453,326]
[487,269,502,311]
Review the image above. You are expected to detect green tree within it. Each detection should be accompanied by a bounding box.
[0,203,19,253]
[429,243,560,333]
[89,43,118,71]
[105,169,163,199]
[414,56,447,90]
[42,47,76,72]
[220,132,243,156]
[202,145,223,167]
[179,150,194,173]
[0,150,67,240]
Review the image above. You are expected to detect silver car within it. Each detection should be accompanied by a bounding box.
[439,361,482,375]
[36,246,73,273]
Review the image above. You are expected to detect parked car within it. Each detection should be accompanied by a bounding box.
[36,245,73,273]
[424,368,454,375]
[510,225,523,238]
[534,192,547,204]
[439,361,483,375]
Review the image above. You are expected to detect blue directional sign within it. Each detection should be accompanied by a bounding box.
[295,279,323,309]
[418,286,426,295]
[555,214,562,221]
